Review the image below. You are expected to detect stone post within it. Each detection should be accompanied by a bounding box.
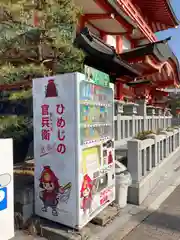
[123,103,138,136]
[164,108,172,127]
[147,105,155,131]
[127,139,142,182]
[136,99,147,131]
[146,134,158,167]
[115,100,124,141]
[123,103,138,116]
[155,107,162,130]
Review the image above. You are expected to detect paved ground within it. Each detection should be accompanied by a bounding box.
[122,185,180,240]
[11,231,46,240]
[11,154,180,240]
[12,185,180,240]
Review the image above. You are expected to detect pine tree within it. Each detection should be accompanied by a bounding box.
[0,0,84,161]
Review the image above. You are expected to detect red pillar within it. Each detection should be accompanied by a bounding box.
[116,36,123,54]
[115,82,124,100]
[100,32,108,42]
[77,16,86,33]
[115,36,124,100]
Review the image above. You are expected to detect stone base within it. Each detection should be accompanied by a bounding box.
[128,146,180,205]
[40,221,90,240]
[22,205,119,240]
[14,202,34,229]
[91,205,119,226]
[14,173,34,229]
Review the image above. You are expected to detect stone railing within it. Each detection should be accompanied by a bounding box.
[172,117,180,126]
[127,128,180,204]
[114,101,172,141]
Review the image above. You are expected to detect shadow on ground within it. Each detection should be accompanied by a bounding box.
[121,186,180,239]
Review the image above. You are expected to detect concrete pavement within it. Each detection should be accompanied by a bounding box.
[117,185,180,240]
[11,231,46,240]
[12,155,180,239]
[12,185,180,240]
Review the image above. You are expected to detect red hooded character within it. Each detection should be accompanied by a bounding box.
[45,79,58,97]
[39,166,64,216]
[108,151,113,164]
[80,174,93,213]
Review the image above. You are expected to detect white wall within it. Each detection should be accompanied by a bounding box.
[105,35,116,49]
[105,35,132,52]
[122,36,131,51]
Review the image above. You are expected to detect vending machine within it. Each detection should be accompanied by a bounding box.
[33,71,115,229]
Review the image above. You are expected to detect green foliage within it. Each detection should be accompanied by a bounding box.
[0,0,85,147]
[0,116,31,140]
[0,64,49,84]
[0,0,85,80]
[8,89,32,100]
[135,127,180,140]
[135,130,155,140]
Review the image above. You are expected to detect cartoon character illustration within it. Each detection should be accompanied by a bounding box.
[39,166,71,216]
[80,174,93,214]
[45,79,58,97]
[0,173,11,211]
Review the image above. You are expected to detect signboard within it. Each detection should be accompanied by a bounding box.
[0,139,14,239]
[84,65,110,87]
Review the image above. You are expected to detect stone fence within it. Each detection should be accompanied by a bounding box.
[172,117,180,126]
[127,128,180,205]
[114,115,172,141]
[114,100,172,141]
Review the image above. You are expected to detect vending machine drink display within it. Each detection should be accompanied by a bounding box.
[33,71,115,229]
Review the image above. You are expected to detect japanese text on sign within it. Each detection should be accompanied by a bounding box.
[56,104,66,154]
[100,188,113,206]
[41,104,53,141]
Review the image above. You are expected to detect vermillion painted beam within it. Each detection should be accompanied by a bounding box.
[95,0,133,32]
[100,31,132,35]
[116,0,157,42]
[84,14,112,20]
[131,0,179,32]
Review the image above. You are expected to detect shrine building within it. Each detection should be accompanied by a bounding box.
[74,0,180,108]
